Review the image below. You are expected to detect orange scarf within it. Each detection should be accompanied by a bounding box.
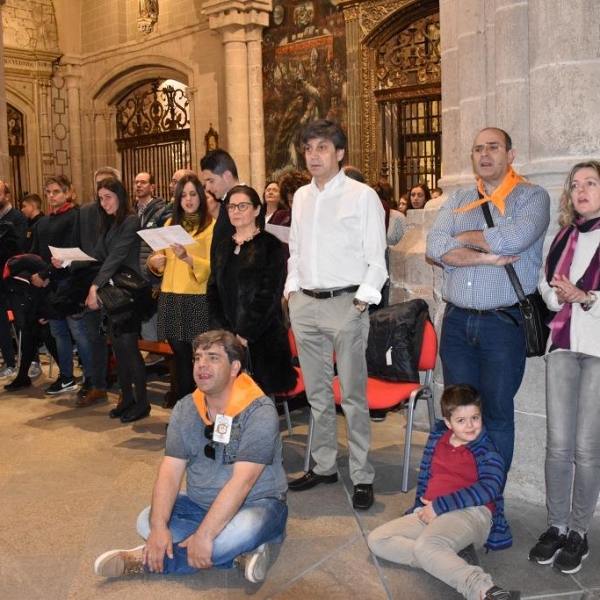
[453,166,527,215]
[192,372,265,425]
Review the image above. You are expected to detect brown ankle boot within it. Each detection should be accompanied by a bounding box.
[76,388,108,408]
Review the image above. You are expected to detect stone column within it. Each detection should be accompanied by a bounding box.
[203,0,272,184]
[63,60,84,202]
[38,79,55,180]
[341,4,362,168]
[221,24,251,179]
[0,0,9,179]
[246,24,266,190]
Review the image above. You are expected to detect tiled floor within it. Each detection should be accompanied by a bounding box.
[1,365,599,599]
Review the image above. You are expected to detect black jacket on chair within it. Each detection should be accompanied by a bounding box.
[207,230,297,395]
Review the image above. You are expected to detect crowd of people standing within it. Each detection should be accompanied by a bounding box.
[2,120,599,599]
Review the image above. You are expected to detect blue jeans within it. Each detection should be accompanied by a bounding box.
[439,304,526,470]
[48,316,93,380]
[545,351,600,534]
[136,493,288,574]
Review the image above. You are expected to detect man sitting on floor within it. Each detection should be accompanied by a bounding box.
[94,329,288,583]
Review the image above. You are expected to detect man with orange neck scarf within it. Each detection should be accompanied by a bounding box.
[426,128,550,472]
[94,330,288,584]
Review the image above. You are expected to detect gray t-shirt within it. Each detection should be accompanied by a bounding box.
[166,393,288,509]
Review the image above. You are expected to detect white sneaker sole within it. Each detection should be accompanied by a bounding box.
[244,543,270,583]
[94,545,145,577]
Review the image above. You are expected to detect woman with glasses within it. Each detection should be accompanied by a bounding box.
[147,174,214,402]
[207,184,297,395]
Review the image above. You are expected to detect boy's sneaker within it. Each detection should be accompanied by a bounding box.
[553,530,589,574]
[235,543,270,583]
[529,526,566,564]
[0,366,16,379]
[94,545,145,577]
[28,361,42,379]
[45,376,78,395]
[484,587,521,599]
[457,543,481,566]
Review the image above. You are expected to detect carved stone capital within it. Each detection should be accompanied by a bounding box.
[202,0,271,31]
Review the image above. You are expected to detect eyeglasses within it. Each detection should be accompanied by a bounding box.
[226,202,253,213]
[471,143,505,155]
[135,180,150,185]
[204,424,216,459]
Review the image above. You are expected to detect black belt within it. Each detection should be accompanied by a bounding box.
[301,285,359,299]
[450,302,519,316]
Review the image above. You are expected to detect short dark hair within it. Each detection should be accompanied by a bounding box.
[343,165,365,183]
[226,184,265,230]
[300,119,347,151]
[440,384,482,420]
[21,193,43,210]
[200,149,239,180]
[480,127,513,151]
[45,175,72,194]
[193,329,244,372]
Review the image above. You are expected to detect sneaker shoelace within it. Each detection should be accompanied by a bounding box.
[122,553,145,575]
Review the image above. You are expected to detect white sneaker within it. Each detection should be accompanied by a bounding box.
[0,366,16,379]
[28,361,42,379]
[94,545,145,577]
[237,543,270,583]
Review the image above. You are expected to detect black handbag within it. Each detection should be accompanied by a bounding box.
[97,267,149,323]
[480,203,550,357]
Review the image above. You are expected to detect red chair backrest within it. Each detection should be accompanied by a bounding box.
[418,319,438,371]
[288,328,299,358]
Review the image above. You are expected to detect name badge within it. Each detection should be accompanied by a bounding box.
[212,414,232,444]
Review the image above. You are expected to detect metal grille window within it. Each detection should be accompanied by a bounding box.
[116,79,190,201]
[7,104,26,201]
[399,96,441,193]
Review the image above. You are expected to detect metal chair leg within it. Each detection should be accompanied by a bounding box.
[304,410,314,472]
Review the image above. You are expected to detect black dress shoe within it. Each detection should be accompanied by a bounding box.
[352,483,374,510]
[120,404,151,423]
[4,376,32,391]
[288,470,338,491]
[109,395,134,419]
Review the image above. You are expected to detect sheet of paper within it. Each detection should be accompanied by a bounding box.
[265,223,290,244]
[137,225,196,251]
[49,246,98,266]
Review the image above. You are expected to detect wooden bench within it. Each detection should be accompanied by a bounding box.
[137,339,180,408]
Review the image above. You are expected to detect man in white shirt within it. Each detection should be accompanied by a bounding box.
[284,119,387,510]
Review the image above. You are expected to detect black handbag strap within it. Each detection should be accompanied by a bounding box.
[480,201,527,302]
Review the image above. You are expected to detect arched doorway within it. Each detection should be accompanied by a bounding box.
[115,79,191,200]
[342,0,441,200]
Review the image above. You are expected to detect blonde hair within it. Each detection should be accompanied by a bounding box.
[558,161,600,227]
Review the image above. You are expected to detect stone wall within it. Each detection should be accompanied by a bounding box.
[392,0,600,507]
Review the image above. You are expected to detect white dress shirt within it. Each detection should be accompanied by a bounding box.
[285,169,387,304]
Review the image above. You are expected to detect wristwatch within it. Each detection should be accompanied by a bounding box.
[353,298,368,313]
[582,291,597,311]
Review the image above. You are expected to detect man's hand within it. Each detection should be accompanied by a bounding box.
[50,257,65,269]
[418,498,437,524]
[31,273,49,288]
[179,531,214,569]
[143,525,173,573]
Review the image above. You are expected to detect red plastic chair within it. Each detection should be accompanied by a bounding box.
[304,319,438,492]
[272,329,307,436]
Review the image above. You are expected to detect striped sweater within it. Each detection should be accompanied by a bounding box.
[406,420,513,550]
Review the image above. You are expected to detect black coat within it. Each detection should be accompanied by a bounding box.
[207,230,297,395]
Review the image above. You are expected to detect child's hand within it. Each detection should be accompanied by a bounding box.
[418,498,437,524]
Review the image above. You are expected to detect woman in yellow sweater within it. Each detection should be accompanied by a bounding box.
[148,173,214,400]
